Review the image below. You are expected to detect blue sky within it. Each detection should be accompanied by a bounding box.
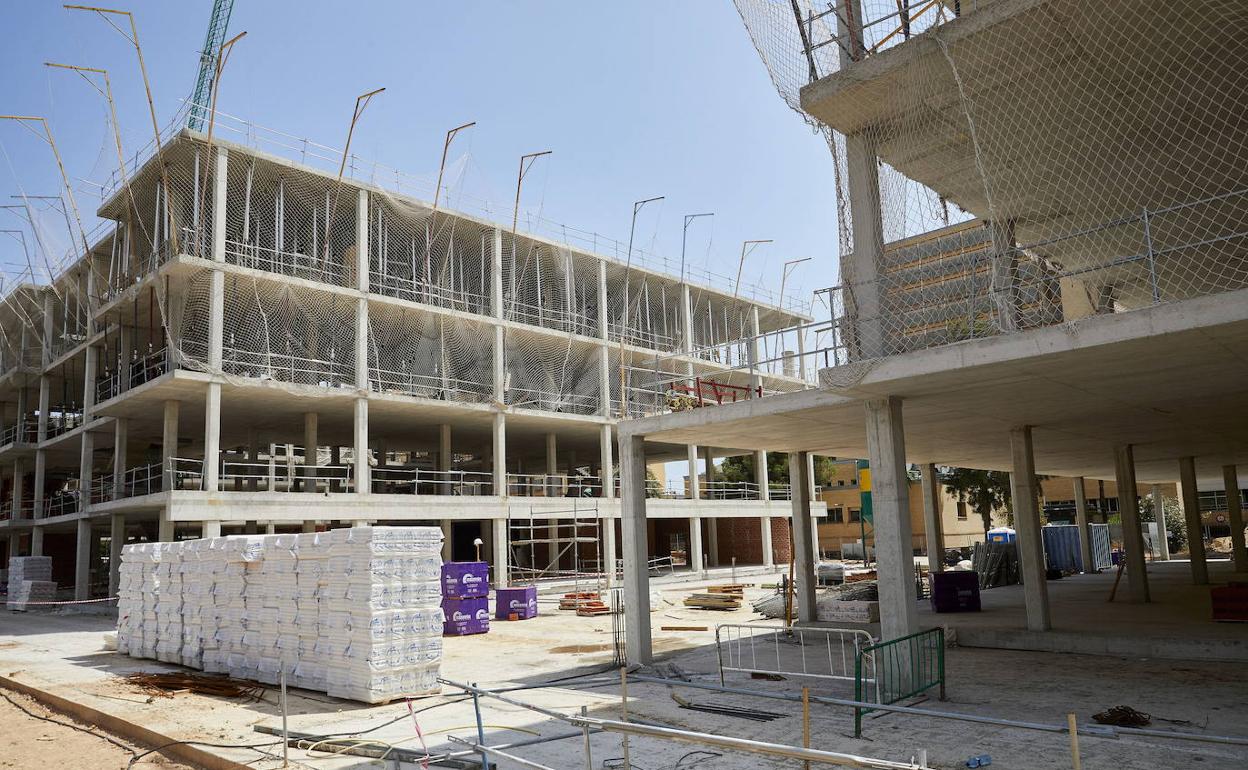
[0,1,836,308]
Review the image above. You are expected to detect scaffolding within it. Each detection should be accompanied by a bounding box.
[506,502,604,595]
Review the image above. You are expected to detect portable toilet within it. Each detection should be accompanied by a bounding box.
[986,527,1017,544]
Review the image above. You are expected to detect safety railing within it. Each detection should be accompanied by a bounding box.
[129,346,172,389]
[370,271,492,316]
[613,555,676,578]
[222,347,352,389]
[369,367,493,403]
[371,467,493,496]
[118,461,164,498]
[717,624,877,688]
[96,368,123,403]
[607,320,680,353]
[45,409,85,440]
[507,473,602,498]
[508,299,598,337]
[854,627,946,738]
[700,480,763,500]
[225,239,353,288]
[90,474,114,505]
[506,388,599,415]
[0,420,38,447]
[41,490,81,519]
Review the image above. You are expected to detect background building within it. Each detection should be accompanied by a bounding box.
[0,123,824,597]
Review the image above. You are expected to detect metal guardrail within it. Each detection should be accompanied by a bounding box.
[716,624,877,688]
[854,627,946,738]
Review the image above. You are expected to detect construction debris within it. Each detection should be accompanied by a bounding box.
[1093,705,1152,727]
[971,542,1021,588]
[124,672,265,701]
[671,692,787,722]
[559,592,601,610]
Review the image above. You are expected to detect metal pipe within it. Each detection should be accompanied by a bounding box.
[448,735,558,770]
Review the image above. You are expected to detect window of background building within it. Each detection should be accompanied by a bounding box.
[828,507,844,523]
[849,509,862,523]
[956,501,968,520]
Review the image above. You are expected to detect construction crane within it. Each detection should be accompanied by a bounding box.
[187,0,235,131]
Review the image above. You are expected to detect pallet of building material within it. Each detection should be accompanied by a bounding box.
[705,584,746,596]
[575,600,612,616]
[558,592,601,610]
[843,570,877,583]
[683,593,742,610]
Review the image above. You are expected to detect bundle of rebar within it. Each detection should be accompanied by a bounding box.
[124,671,266,701]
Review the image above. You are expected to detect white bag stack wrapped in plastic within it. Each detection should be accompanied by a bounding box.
[115,526,444,703]
[5,556,55,611]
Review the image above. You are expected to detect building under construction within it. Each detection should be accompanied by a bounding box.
[0,116,824,598]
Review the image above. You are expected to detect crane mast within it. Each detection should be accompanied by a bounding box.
[187,0,235,131]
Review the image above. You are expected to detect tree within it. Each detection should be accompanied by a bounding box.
[1138,494,1188,554]
[717,454,839,488]
[941,467,1011,537]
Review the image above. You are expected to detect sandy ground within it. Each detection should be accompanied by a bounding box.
[0,571,1246,769]
[0,687,199,770]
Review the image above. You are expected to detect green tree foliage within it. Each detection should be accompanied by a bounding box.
[940,467,1011,536]
[717,454,840,488]
[1137,494,1188,553]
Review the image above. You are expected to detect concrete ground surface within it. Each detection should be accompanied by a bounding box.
[0,569,1245,769]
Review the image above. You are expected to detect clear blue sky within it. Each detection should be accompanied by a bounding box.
[0,1,837,307]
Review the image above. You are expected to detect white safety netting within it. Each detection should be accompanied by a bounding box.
[735,0,1248,360]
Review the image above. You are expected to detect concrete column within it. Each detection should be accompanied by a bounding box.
[706,518,720,568]
[108,513,124,597]
[755,450,770,501]
[440,519,452,561]
[30,525,44,557]
[112,418,128,501]
[12,459,24,518]
[32,449,46,519]
[603,514,618,586]
[1178,457,1207,585]
[1009,427,1051,631]
[1222,464,1247,573]
[203,383,221,492]
[599,424,614,499]
[301,520,317,534]
[304,412,319,493]
[493,228,505,320]
[689,516,704,573]
[1114,445,1150,603]
[686,444,700,499]
[1072,477,1095,573]
[1150,484,1170,560]
[619,432,652,664]
[989,219,1020,332]
[203,520,222,538]
[789,451,817,623]
[841,131,886,358]
[439,423,452,494]
[863,397,918,641]
[703,447,715,495]
[74,517,92,600]
[807,454,818,502]
[492,413,506,496]
[545,433,557,496]
[760,515,774,568]
[264,521,277,535]
[161,398,180,493]
[78,429,94,515]
[920,463,944,574]
[32,375,49,516]
[353,398,369,495]
[748,306,762,392]
[491,517,509,588]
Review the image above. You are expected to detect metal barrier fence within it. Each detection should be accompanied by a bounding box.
[854,628,946,738]
[716,624,876,689]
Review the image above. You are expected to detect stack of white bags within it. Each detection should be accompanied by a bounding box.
[116,526,444,703]
[5,556,56,611]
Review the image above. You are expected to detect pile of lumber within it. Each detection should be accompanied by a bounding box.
[683,589,742,610]
[705,584,746,596]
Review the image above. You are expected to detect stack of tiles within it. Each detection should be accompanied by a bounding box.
[115,526,444,704]
[5,556,56,611]
[441,561,490,635]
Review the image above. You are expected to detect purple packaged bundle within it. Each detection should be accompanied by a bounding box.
[442,596,490,635]
[441,561,489,599]
[495,586,538,620]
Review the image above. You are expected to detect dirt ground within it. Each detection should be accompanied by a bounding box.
[0,687,199,770]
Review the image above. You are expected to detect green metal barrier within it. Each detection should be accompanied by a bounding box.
[853,627,946,737]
